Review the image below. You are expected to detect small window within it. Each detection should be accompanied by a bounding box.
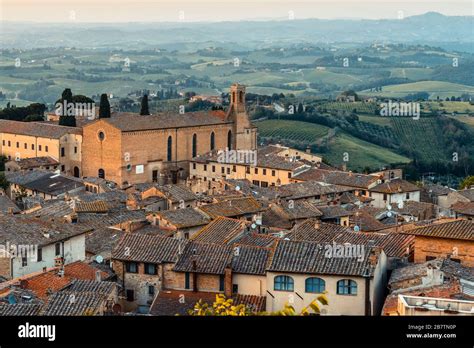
[37,248,42,262]
[274,275,294,291]
[55,243,61,256]
[232,165,236,172]
[406,192,410,199]
[426,256,437,261]
[126,289,134,302]
[31,144,34,150]
[126,262,138,273]
[144,263,157,275]
[246,167,250,174]
[383,193,387,201]
[212,166,216,173]
[74,146,77,154]
[263,169,267,175]
[272,170,276,176]
[24,143,27,149]
[60,147,64,157]
[39,145,42,151]
[221,167,225,174]
[203,164,207,171]
[16,142,19,148]
[192,163,196,170]
[185,272,191,289]
[219,274,225,292]
[305,277,325,293]
[255,168,258,174]
[288,173,292,178]
[232,284,238,294]
[148,285,155,296]
[22,256,27,267]
[337,279,357,295]
[261,181,268,188]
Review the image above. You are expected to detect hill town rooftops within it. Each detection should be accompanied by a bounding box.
[294,168,379,189]
[287,219,414,258]
[271,181,353,200]
[191,216,248,244]
[6,156,60,170]
[458,188,474,202]
[402,219,474,241]
[0,215,92,247]
[155,207,211,229]
[0,119,81,138]
[452,202,474,216]
[267,239,381,277]
[113,233,186,264]
[174,242,233,275]
[199,197,264,219]
[369,178,420,194]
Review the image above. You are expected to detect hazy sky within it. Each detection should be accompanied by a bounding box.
[1,0,472,23]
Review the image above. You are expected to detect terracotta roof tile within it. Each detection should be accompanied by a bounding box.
[191,217,248,244]
[402,219,474,241]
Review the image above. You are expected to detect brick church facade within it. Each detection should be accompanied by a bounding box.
[82,83,257,187]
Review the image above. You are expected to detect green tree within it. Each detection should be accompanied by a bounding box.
[61,88,73,102]
[99,94,111,118]
[459,175,474,189]
[0,173,8,191]
[140,94,150,115]
[58,88,76,127]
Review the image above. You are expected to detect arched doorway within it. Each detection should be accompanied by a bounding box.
[98,168,105,179]
[73,166,80,178]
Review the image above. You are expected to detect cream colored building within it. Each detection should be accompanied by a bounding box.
[0,120,82,177]
[265,240,388,315]
[189,144,322,194]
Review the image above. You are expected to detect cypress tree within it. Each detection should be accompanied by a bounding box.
[59,88,76,127]
[140,94,150,115]
[99,93,111,118]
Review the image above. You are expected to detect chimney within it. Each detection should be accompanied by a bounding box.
[306,146,311,154]
[314,221,320,230]
[224,267,233,298]
[95,270,102,282]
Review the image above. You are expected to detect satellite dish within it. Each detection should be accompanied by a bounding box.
[398,201,404,209]
[95,255,104,264]
[251,223,257,229]
[387,204,392,211]
[354,225,360,232]
[387,211,392,218]
[235,186,240,191]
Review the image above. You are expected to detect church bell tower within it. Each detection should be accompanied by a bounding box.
[226,83,257,151]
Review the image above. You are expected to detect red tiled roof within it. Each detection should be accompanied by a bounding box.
[402,219,474,241]
[0,261,110,300]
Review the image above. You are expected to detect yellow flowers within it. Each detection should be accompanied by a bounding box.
[187,293,328,316]
[188,294,250,316]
